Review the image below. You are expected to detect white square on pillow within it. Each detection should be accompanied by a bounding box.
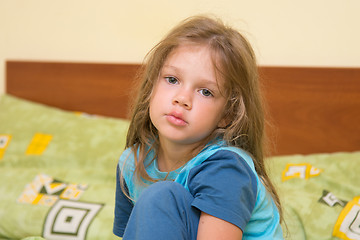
[43,199,103,240]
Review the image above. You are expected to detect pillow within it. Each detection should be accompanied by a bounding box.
[0,94,129,239]
[268,151,360,240]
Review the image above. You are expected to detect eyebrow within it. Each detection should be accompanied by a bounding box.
[161,65,218,87]
[161,65,179,73]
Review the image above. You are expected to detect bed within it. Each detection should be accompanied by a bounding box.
[1,60,360,240]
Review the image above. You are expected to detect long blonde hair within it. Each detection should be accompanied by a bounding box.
[125,15,283,221]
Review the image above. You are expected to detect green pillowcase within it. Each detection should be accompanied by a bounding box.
[268,151,360,240]
[0,94,129,239]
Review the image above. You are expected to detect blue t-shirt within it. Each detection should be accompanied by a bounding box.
[113,140,283,239]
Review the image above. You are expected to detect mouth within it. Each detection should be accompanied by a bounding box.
[165,112,188,126]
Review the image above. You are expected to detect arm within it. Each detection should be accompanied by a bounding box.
[187,150,258,239]
[113,165,134,237]
[197,212,243,240]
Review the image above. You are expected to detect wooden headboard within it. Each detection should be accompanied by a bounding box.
[5,61,360,156]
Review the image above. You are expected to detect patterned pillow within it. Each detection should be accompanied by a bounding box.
[0,94,129,240]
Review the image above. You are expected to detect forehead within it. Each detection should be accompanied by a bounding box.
[165,43,212,65]
[162,43,225,85]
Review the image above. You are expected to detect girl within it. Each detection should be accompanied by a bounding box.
[113,15,284,239]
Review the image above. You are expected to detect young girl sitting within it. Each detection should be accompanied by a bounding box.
[113,15,284,240]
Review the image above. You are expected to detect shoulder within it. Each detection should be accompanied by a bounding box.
[188,149,258,189]
[174,143,258,188]
[119,147,133,164]
[187,148,259,231]
[118,147,135,174]
[204,148,254,168]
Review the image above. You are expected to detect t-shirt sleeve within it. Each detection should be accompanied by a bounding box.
[113,165,134,237]
[187,150,258,231]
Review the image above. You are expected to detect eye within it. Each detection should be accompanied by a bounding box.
[199,89,213,97]
[165,76,178,85]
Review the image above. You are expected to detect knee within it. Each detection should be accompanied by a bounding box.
[136,181,189,207]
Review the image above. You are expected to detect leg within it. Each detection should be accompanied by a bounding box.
[122,181,200,240]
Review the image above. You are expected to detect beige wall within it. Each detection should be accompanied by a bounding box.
[1,0,360,94]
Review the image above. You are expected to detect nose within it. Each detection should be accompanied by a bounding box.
[172,89,192,110]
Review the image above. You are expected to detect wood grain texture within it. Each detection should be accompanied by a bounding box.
[6,61,140,119]
[6,61,360,155]
[260,67,360,155]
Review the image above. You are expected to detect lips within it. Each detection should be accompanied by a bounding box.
[165,112,187,126]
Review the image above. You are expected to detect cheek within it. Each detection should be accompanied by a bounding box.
[212,103,228,127]
[149,88,158,120]
[149,87,166,124]
[197,103,226,126]
[149,84,162,109]
[149,96,158,120]
[151,81,169,100]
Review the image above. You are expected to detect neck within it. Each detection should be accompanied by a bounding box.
[157,140,203,172]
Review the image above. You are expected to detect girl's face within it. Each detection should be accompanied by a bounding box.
[149,44,227,147]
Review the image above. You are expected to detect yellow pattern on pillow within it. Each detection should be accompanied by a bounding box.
[0,134,12,159]
[282,163,322,181]
[333,196,360,240]
[26,133,53,155]
[17,173,88,206]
